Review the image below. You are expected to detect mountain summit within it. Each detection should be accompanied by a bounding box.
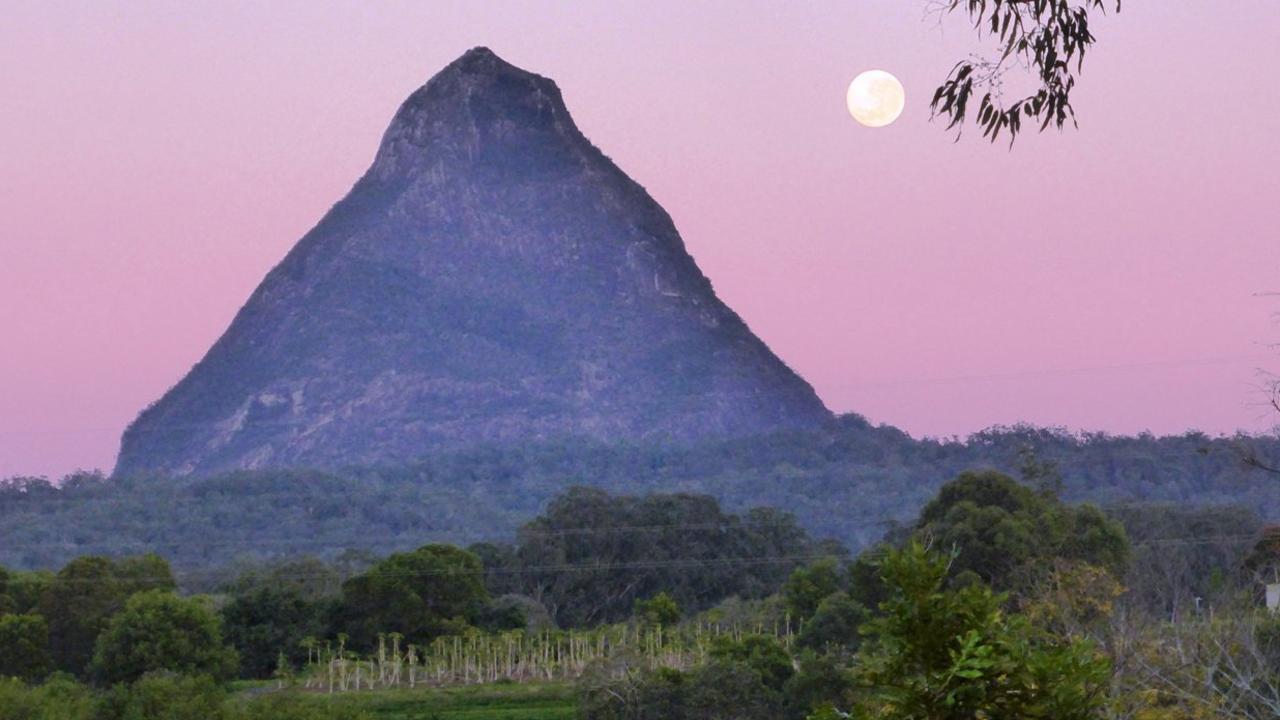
[115,48,831,476]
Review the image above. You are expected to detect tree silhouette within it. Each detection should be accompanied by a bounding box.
[930,0,1121,143]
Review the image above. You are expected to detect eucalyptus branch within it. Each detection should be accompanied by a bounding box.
[930,0,1121,144]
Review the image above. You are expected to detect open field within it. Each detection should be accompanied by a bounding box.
[236,682,577,720]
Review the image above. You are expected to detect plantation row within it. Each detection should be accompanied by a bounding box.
[294,620,796,692]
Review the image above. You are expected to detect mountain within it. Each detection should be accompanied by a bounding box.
[115,47,831,477]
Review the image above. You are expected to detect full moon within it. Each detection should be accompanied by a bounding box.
[847,70,905,128]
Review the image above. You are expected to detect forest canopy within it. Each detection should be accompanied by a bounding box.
[1,418,1276,572]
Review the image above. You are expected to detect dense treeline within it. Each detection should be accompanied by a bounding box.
[0,489,825,682]
[4,477,1280,718]
[473,487,836,627]
[2,416,1278,570]
[577,473,1280,719]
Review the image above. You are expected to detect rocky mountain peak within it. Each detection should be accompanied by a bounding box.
[371,47,576,181]
[115,48,831,477]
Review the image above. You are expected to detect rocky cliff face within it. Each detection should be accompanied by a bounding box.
[115,47,831,476]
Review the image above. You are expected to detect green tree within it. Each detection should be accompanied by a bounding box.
[223,556,345,602]
[915,470,1128,592]
[931,0,1122,143]
[635,592,681,628]
[796,592,868,654]
[220,586,326,679]
[685,660,785,720]
[708,635,794,692]
[846,547,891,613]
[514,487,820,627]
[582,660,785,720]
[0,613,51,682]
[114,554,177,596]
[851,541,1109,720]
[34,554,177,677]
[39,556,125,675]
[3,571,51,616]
[784,652,858,718]
[333,544,487,649]
[91,591,238,685]
[784,558,844,621]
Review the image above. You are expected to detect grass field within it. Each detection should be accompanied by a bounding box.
[238,682,578,720]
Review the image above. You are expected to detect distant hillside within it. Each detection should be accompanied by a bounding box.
[114,47,830,477]
[6,417,1279,571]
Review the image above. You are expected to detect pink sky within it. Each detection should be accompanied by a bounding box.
[2,1,1278,479]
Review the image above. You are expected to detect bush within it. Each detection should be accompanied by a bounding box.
[98,673,226,720]
[707,635,793,692]
[0,676,96,720]
[634,592,681,628]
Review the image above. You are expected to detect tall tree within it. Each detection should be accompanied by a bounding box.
[332,544,488,649]
[37,554,177,676]
[90,590,238,685]
[39,556,124,675]
[221,586,328,679]
[915,470,1129,590]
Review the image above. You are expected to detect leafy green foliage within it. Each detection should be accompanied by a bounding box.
[851,541,1110,719]
[220,587,328,679]
[332,544,488,650]
[3,422,1278,574]
[0,555,181,686]
[580,660,785,720]
[931,0,1122,143]
[783,653,857,718]
[91,591,238,685]
[39,555,178,676]
[708,635,795,692]
[784,558,845,621]
[796,593,868,655]
[499,487,823,627]
[915,470,1128,591]
[97,673,226,720]
[0,570,50,617]
[474,595,533,633]
[580,635,860,720]
[0,676,95,720]
[113,555,177,597]
[0,674,378,720]
[1113,504,1262,614]
[634,592,681,628]
[0,613,51,682]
